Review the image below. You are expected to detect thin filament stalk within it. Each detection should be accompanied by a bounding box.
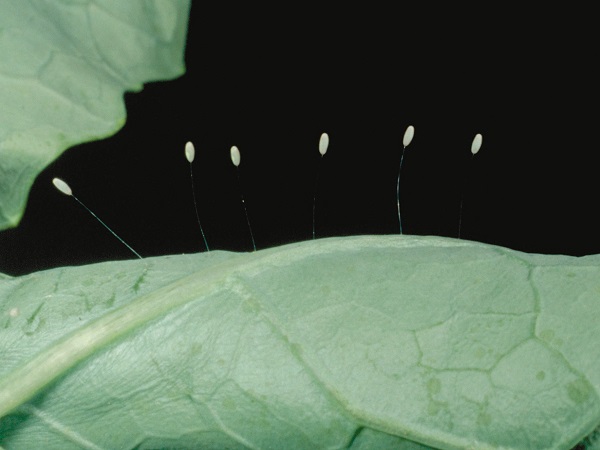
[457,154,474,239]
[312,156,323,239]
[236,169,256,251]
[189,164,210,251]
[72,195,142,259]
[396,147,406,234]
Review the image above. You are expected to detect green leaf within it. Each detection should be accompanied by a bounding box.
[0,0,191,230]
[1,235,599,449]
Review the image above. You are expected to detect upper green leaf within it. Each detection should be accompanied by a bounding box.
[0,0,191,230]
[1,235,599,449]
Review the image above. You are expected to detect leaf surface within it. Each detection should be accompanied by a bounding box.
[0,0,190,230]
[0,235,599,449]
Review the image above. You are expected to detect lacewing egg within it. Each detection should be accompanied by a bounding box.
[230,146,241,167]
[52,178,72,196]
[402,125,415,148]
[319,133,329,156]
[471,133,483,155]
[185,141,195,163]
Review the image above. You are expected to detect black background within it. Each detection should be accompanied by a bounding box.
[0,5,598,276]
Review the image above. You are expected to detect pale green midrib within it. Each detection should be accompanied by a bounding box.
[2,235,594,449]
[0,235,459,419]
[0,236,331,418]
[0,253,245,419]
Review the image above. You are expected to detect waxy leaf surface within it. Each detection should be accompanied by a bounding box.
[1,235,599,449]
